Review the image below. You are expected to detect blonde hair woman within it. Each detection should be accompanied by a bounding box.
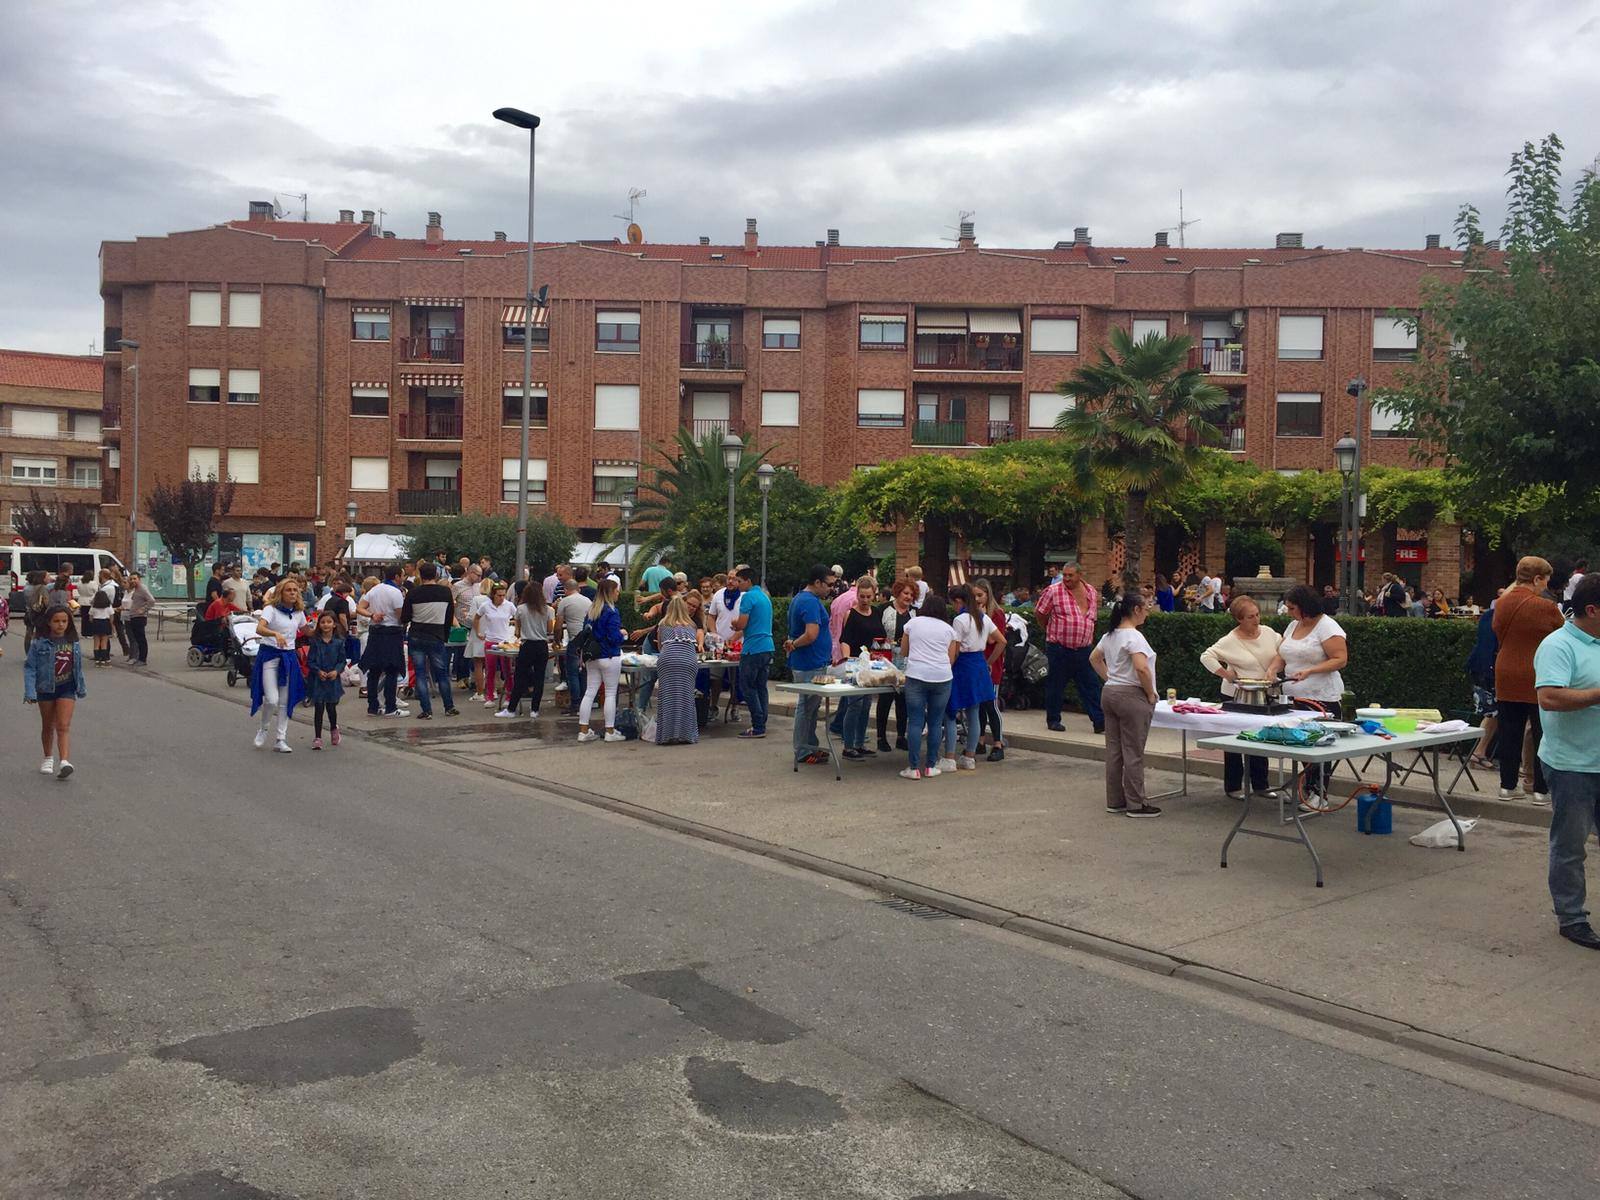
[653,594,705,745]
[251,575,307,753]
[577,578,625,742]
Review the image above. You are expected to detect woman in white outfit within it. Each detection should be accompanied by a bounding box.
[1269,583,1349,806]
[251,576,308,753]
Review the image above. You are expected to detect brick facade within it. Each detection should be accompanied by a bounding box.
[1,351,107,546]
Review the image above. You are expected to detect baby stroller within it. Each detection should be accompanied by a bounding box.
[225,612,263,687]
[188,603,229,668]
[1000,629,1048,711]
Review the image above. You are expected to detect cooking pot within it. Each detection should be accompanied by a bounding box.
[1232,678,1278,708]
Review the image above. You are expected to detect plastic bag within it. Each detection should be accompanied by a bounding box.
[341,665,364,687]
[641,716,658,744]
[1409,817,1477,848]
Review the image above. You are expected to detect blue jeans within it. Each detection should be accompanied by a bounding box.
[409,641,454,716]
[739,651,771,734]
[563,644,587,709]
[1548,766,1600,928]
[451,640,470,681]
[905,678,952,770]
[840,695,871,750]
[792,692,823,762]
[945,704,980,757]
[1044,642,1104,726]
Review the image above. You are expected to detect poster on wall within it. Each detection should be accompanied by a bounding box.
[238,534,284,571]
[288,540,311,567]
[136,531,215,599]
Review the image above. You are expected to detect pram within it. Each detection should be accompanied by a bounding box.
[187,603,229,668]
[224,611,263,686]
[999,630,1048,711]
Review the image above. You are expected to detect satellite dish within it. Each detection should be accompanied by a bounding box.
[626,223,643,245]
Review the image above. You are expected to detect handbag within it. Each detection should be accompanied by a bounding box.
[570,622,600,662]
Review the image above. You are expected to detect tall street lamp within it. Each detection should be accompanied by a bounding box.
[1334,433,1358,615]
[493,105,541,586]
[756,462,775,588]
[720,431,743,571]
[115,338,141,566]
[1344,376,1369,616]
[619,496,634,591]
[345,499,359,565]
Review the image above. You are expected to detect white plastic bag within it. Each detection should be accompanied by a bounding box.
[641,716,658,744]
[1409,817,1477,848]
[341,665,364,687]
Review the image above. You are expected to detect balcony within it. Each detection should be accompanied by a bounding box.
[396,411,463,440]
[103,401,121,429]
[1224,425,1246,452]
[401,333,465,363]
[912,419,967,447]
[0,424,103,443]
[914,336,1022,371]
[397,488,461,516]
[687,417,740,440]
[104,327,122,352]
[1192,344,1246,375]
[680,341,745,371]
[988,420,1018,444]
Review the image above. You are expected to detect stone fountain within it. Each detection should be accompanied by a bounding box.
[1232,565,1295,612]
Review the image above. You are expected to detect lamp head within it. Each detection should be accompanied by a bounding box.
[1346,377,1368,398]
[492,107,541,130]
[346,500,358,522]
[1333,434,1358,476]
[756,463,775,493]
[720,432,744,471]
[619,497,634,521]
[116,338,139,351]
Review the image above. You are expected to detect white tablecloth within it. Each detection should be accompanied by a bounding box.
[1150,700,1297,737]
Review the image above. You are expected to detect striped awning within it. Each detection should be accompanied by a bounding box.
[403,296,463,306]
[593,458,638,469]
[399,371,464,387]
[502,381,550,391]
[351,304,390,314]
[501,304,550,327]
[351,380,389,390]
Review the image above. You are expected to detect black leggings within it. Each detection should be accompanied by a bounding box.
[506,640,550,713]
[314,701,339,737]
[876,691,906,742]
[1496,699,1545,794]
[978,699,1003,745]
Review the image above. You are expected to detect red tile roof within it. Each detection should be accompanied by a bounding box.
[0,348,104,392]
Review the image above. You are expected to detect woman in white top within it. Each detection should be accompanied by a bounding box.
[473,582,517,709]
[1268,584,1349,805]
[1200,594,1284,798]
[250,576,308,753]
[943,584,1002,771]
[1090,592,1161,817]
[897,594,959,780]
[497,581,556,719]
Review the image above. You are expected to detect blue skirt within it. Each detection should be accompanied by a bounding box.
[948,650,995,711]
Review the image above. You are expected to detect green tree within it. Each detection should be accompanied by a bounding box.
[398,512,575,580]
[145,472,236,600]
[1055,328,1228,589]
[1382,133,1600,532]
[11,488,95,547]
[837,453,1009,589]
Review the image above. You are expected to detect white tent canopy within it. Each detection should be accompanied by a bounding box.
[570,541,638,566]
[348,533,407,562]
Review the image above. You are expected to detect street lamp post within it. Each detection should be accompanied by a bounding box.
[1344,377,1368,616]
[1334,434,1358,616]
[756,463,775,588]
[493,106,541,587]
[115,339,140,565]
[720,431,743,571]
[619,496,634,591]
[345,499,359,565]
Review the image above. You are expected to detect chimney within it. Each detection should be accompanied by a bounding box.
[338,209,354,223]
[1275,232,1304,249]
[1054,240,1073,250]
[382,230,395,239]
[826,228,840,247]
[1154,231,1169,248]
[1425,233,1441,250]
[699,236,710,245]
[426,211,443,242]
[958,221,976,249]
[1484,238,1501,251]
[494,230,507,242]
[361,209,375,225]
[247,199,274,221]
[744,217,758,252]
[1074,226,1090,246]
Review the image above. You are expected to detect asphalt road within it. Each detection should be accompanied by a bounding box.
[2,659,1597,1199]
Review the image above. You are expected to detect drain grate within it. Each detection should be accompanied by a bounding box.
[871,896,962,921]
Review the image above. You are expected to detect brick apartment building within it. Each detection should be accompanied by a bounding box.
[1,349,107,548]
[99,204,1472,593]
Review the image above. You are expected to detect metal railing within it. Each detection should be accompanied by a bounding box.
[913,337,1022,371]
[401,333,465,363]
[987,420,1018,443]
[1224,426,1246,452]
[0,424,103,442]
[396,412,463,439]
[103,401,121,429]
[397,488,461,515]
[912,419,967,446]
[688,417,734,440]
[680,341,745,370]
[1193,345,1246,374]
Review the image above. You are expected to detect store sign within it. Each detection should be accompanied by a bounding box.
[1395,543,1429,564]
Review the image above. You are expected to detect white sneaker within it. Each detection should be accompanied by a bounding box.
[923,766,942,778]
[40,757,54,775]
[493,708,515,718]
[958,756,977,771]
[577,729,599,743]
[1531,791,1551,806]
[254,728,268,748]
[484,698,497,708]
[899,767,922,780]
[554,682,568,692]
[936,757,958,773]
[604,730,626,743]
[56,761,73,780]
[274,740,292,754]
[528,709,540,721]
[1497,787,1525,801]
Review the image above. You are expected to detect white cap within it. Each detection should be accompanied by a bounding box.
[831,564,844,576]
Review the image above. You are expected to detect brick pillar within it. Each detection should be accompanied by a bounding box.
[1280,524,1310,585]
[1201,520,1227,577]
[1077,517,1108,585]
[1422,522,1463,600]
[1368,523,1395,579]
[893,521,919,573]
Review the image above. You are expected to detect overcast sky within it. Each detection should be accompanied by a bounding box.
[4,0,1598,352]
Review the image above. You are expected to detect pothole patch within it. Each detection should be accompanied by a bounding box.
[619,967,803,1044]
[683,1056,845,1134]
[154,1005,421,1088]
[138,1169,294,1199]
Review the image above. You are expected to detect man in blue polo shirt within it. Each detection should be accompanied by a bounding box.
[733,566,774,739]
[1535,573,1600,951]
[785,563,836,764]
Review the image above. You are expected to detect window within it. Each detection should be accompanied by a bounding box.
[352,308,391,340]
[188,291,222,326]
[1373,316,1417,361]
[915,393,938,424]
[1029,392,1072,429]
[859,315,906,347]
[229,292,261,327]
[1275,392,1323,437]
[188,447,221,479]
[762,317,801,349]
[9,407,58,437]
[502,387,549,426]
[987,394,1011,422]
[592,462,638,504]
[761,390,800,427]
[596,310,640,352]
[1370,399,1406,438]
[227,448,259,484]
[500,458,549,503]
[73,413,101,441]
[188,368,221,404]
[69,460,100,488]
[502,323,549,348]
[594,384,639,430]
[351,386,389,416]
[1131,318,1168,341]
[424,459,460,491]
[10,457,57,484]
[1277,315,1324,360]
[1030,318,1079,353]
[227,369,260,405]
[350,456,389,491]
[856,388,905,427]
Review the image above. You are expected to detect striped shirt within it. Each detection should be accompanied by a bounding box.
[1033,579,1096,648]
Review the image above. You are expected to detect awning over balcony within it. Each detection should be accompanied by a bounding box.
[403,296,463,306]
[916,309,967,332]
[502,381,550,391]
[399,371,464,387]
[501,304,550,327]
[351,379,389,390]
[352,304,390,314]
[968,311,1022,334]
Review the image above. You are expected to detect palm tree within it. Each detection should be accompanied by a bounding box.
[602,428,770,568]
[1055,328,1227,591]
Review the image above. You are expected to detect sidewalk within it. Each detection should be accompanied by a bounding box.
[136,637,1590,1086]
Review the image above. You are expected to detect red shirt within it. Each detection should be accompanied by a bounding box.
[1034,579,1096,649]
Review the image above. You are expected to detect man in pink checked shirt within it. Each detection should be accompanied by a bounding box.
[1033,562,1105,734]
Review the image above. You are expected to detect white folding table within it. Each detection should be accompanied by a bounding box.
[775,680,900,780]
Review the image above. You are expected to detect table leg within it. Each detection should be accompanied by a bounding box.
[822,697,842,781]
[1221,769,1254,869]
[1221,753,1325,886]
[1428,748,1467,850]
[1150,729,1189,802]
[1286,800,1325,887]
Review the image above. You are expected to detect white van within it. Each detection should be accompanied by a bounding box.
[4,545,127,593]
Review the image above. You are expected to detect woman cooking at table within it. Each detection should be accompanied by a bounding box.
[1200,594,1283,799]
[1268,583,1349,805]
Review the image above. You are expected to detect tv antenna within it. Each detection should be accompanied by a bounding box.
[612,188,646,226]
[940,209,976,242]
[1159,189,1201,248]
[275,192,309,221]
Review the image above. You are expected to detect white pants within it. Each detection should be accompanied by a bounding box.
[578,656,622,730]
[259,667,291,742]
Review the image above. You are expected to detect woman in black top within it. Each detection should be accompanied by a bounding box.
[836,577,882,759]
[875,578,915,751]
